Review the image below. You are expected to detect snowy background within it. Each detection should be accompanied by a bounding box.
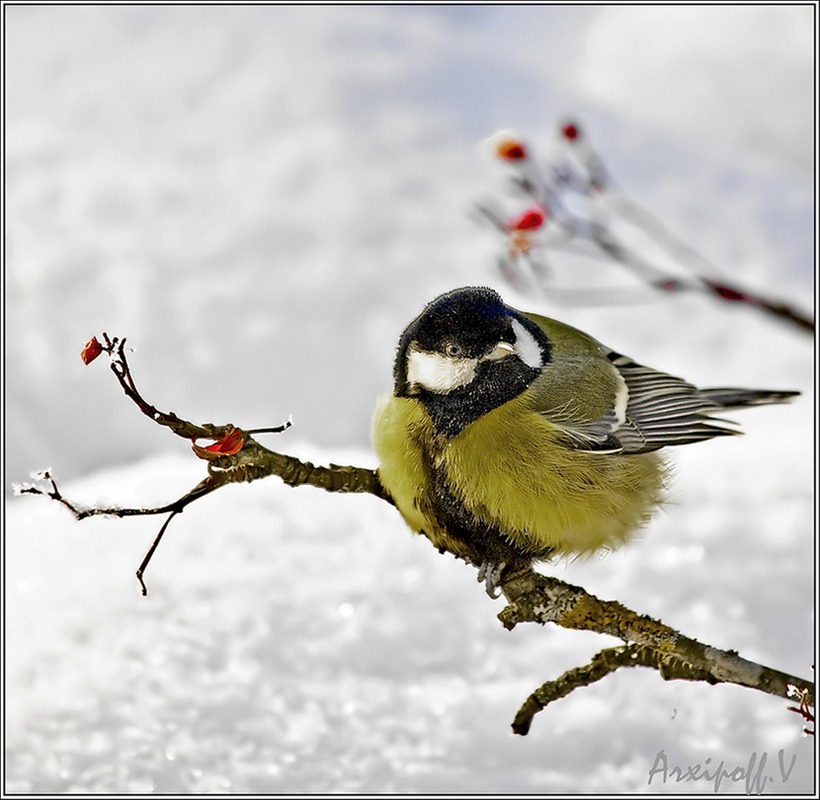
[5,5,815,794]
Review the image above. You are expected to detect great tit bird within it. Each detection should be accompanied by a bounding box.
[371,286,798,595]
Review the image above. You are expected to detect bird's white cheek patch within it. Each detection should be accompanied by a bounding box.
[511,319,543,369]
[406,349,477,393]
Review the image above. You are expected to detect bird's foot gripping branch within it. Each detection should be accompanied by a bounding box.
[18,333,813,736]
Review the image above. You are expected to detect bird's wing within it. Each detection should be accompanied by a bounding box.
[532,350,738,454]
[520,313,630,453]
[527,364,628,453]
[600,351,738,453]
[521,312,737,455]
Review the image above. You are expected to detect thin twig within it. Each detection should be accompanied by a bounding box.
[136,510,179,596]
[104,333,227,441]
[511,643,717,735]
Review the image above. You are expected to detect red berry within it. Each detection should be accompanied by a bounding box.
[561,123,580,142]
[496,139,527,160]
[508,207,546,231]
[706,280,753,303]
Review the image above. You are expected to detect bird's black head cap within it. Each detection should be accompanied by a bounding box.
[393,287,551,437]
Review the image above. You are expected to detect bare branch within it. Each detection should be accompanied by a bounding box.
[481,124,814,334]
[511,643,716,735]
[16,468,217,521]
[498,569,814,733]
[103,333,231,441]
[21,335,388,594]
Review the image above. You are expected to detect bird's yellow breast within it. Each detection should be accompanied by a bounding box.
[372,392,668,561]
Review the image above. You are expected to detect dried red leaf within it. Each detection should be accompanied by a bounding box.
[80,336,103,365]
[192,427,245,460]
[508,207,546,231]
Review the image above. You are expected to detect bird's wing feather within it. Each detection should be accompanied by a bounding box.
[604,351,740,453]
[520,313,741,454]
[520,315,629,452]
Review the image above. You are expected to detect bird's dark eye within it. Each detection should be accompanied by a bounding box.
[443,342,463,358]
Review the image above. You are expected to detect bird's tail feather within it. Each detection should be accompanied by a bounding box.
[701,387,799,410]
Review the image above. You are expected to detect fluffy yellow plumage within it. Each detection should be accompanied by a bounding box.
[373,391,667,564]
[371,287,796,582]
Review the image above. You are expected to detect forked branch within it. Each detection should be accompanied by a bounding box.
[20,334,386,594]
[498,571,814,735]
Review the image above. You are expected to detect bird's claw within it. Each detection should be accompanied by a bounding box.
[477,561,507,599]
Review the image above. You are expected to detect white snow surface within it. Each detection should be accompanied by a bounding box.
[4,5,816,795]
